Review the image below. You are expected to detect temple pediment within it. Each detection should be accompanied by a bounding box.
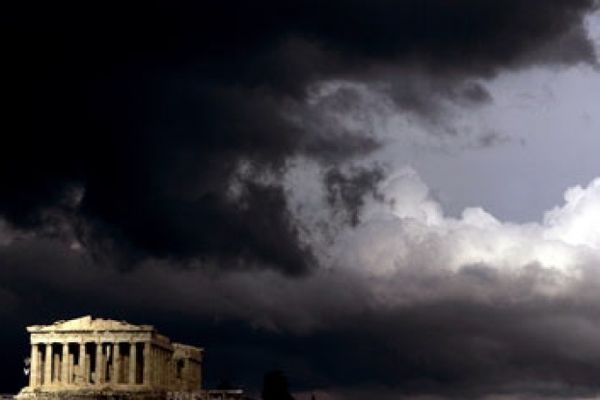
[27,315,153,333]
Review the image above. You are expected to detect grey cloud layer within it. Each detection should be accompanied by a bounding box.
[3,171,600,397]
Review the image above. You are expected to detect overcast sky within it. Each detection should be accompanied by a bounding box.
[2,2,600,399]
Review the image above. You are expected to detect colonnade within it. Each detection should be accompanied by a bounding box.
[29,340,171,388]
[23,316,204,394]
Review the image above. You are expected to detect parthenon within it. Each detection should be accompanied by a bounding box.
[16,316,242,400]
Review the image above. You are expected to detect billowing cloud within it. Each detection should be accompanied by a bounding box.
[3,169,600,397]
[1,0,597,275]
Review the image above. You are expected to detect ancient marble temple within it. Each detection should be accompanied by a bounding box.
[16,316,239,400]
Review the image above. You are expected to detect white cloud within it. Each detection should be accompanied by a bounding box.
[544,178,600,249]
[329,167,600,303]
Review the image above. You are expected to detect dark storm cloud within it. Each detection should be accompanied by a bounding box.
[324,166,384,226]
[1,0,596,273]
[460,82,493,105]
[311,284,600,398]
[3,231,600,398]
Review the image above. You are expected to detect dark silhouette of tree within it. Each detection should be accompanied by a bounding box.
[261,370,295,400]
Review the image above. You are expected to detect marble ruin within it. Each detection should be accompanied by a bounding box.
[17,316,243,400]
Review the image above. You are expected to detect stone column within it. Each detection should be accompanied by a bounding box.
[150,348,155,386]
[156,349,160,386]
[29,344,39,387]
[61,343,69,384]
[164,353,168,388]
[164,351,169,387]
[38,346,44,385]
[163,352,168,388]
[129,342,137,384]
[96,342,104,384]
[156,347,163,386]
[69,353,74,385]
[78,342,86,384]
[165,351,169,387]
[44,343,53,386]
[159,349,163,387]
[143,342,151,386]
[161,350,165,386]
[85,351,91,386]
[114,342,121,384]
[159,350,164,387]
[53,352,60,384]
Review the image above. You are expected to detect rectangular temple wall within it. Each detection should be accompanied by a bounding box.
[24,317,202,394]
